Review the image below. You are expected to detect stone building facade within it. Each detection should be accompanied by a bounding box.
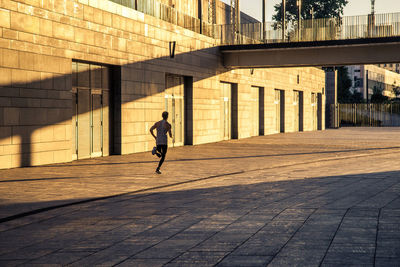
[0,0,325,169]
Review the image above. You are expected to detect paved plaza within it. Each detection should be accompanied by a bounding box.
[0,128,399,266]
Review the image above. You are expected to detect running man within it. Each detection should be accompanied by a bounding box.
[150,111,172,174]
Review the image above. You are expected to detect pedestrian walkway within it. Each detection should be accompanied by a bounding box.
[0,128,399,266]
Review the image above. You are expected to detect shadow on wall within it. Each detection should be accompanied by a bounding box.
[0,46,229,168]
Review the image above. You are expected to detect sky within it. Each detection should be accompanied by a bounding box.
[220,0,400,21]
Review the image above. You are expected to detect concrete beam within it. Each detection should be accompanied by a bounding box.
[221,38,400,68]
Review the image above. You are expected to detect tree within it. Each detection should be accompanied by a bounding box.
[350,91,364,103]
[392,81,400,99]
[370,86,389,103]
[272,0,349,23]
[337,66,352,103]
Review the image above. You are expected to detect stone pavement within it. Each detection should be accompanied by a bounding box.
[0,127,399,266]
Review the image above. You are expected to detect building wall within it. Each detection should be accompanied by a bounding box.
[214,0,259,25]
[153,0,258,25]
[348,65,400,99]
[0,0,325,169]
[376,63,400,74]
[158,0,198,17]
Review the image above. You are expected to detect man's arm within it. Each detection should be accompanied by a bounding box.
[150,122,158,140]
[167,122,172,138]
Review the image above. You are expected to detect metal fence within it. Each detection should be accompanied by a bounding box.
[217,12,400,45]
[335,103,400,127]
[110,0,215,37]
[107,0,400,45]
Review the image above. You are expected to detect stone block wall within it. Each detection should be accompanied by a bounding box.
[0,0,325,169]
[0,47,71,169]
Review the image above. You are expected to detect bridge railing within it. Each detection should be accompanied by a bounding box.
[102,0,400,45]
[214,12,400,45]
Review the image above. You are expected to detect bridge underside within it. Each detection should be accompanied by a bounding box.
[221,37,400,68]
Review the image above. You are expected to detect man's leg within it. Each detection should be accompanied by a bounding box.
[154,146,161,158]
[156,145,168,171]
[156,145,164,158]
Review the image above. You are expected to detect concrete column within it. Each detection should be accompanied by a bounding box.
[325,68,338,128]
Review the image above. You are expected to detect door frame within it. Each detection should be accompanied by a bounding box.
[72,60,113,160]
[165,73,185,147]
[220,81,232,141]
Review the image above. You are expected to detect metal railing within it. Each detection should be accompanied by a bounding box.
[336,103,400,127]
[107,0,400,45]
[216,12,400,45]
[110,0,217,38]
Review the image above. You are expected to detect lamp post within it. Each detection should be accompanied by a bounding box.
[198,0,202,34]
[262,0,266,42]
[366,70,369,103]
[297,0,302,41]
[230,0,240,44]
[310,7,314,41]
[282,0,286,41]
[236,0,240,43]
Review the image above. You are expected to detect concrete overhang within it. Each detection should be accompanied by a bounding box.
[220,37,400,68]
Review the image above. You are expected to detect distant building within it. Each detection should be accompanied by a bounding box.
[347,65,400,100]
[376,63,400,74]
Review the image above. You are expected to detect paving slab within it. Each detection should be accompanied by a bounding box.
[0,128,399,266]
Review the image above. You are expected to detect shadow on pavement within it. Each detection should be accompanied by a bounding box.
[27,145,400,169]
[0,170,399,265]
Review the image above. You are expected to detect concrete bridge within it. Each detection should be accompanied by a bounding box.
[217,12,400,68]
[220,37,400,68]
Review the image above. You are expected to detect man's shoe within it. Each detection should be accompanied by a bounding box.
[152,146,157,155]
[155,169,161,174]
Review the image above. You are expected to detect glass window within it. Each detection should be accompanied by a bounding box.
[77,63,90,88]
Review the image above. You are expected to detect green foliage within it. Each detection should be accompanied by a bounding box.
[392,82,400,98]
[350,91,364,103]
[337,67,364,103]
[272,0,349,23]
[370,86,389,103]
[337,67,353,103]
